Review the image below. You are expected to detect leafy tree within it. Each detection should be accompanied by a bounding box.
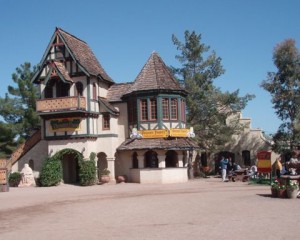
[0,62,40,150]
[172,31,254,153]
[261,39,300,152]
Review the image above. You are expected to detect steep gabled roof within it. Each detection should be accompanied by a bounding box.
[32,27,113,84]
[124,52,185,95]
[57,28,113,83]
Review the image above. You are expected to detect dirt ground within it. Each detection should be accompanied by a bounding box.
[0,177,299,240]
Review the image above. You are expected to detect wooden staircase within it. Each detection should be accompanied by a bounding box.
[10,130,42,165]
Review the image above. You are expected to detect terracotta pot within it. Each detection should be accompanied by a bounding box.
[277,189,287,198]
[271,188,278,198]
[117,175,127,183]
[100,175,110,184]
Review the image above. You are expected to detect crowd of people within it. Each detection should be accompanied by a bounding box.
[214,152,300,182]
[219,156,256,182]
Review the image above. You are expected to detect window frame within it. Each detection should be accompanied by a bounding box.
[102,114,110,130]
[170,98,178,120]
[140,99,148,121]
[150,98,157,120]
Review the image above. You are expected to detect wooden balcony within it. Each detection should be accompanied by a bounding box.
[36,96,86,112]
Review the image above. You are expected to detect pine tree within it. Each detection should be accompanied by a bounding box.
[0,62,40,157]
[172,31,254,153]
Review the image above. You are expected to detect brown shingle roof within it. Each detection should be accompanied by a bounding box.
[57,28,113,83]
[107,83,133,102]
[117,138,199,151]
[124,52,185,95]
[52,61,72,82]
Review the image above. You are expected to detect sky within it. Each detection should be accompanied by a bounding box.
[0,0,299,135]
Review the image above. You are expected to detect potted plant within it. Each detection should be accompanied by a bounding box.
[100,168,110,184]
[277,184,287,198]
[271,180,279,198]
[286,180,299,199]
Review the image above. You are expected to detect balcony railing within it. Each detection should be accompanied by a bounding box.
[36,96,86,112]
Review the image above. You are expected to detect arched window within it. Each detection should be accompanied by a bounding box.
[242,150,251,167]
[144,150,158,168]
[165,150,178,168]
[75,82,83,96]
[97,152,108,180]
[28,159,34,170]
[132,152,138,168]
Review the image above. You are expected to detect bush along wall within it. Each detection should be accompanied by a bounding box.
[39,156,63,187]
[39,148,96,187]
[79,152,97,186]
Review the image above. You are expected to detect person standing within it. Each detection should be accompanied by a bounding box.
[219,156,229,182]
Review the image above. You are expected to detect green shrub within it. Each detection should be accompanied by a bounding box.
[78,152,96,186]
[8,172,22,187]
[39,157,62,187]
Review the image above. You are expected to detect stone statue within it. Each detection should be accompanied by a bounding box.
[18,163,36,187]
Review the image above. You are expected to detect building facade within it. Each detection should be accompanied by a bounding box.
[11,27,198,184]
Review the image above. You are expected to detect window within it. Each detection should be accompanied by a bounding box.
[132,152,139,169]
[75,82,83,96]
[28,159,34,170]
[128,99,137,124]
[150,99,157,120]
[56,80,69,97]
[162,98,169,119]
[165,150,178,168]
[45,80,54,98]
[93,83,97,100]
[103,114,110,130]
[170,98,178,120]
[141,99,148,121]
[144,150,158,168]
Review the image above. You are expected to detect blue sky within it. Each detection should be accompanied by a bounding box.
[1,0,299,134]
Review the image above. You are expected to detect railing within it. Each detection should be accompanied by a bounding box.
[10,130,42,165]
[36,96,86,112]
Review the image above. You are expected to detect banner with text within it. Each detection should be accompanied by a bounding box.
[257,151,271,173]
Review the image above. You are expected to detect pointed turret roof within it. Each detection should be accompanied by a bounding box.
[123,52,185,96]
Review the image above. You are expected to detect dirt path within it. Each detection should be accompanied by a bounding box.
[0,178,298,240]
